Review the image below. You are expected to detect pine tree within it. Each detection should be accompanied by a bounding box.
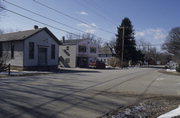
[115,17,140,65]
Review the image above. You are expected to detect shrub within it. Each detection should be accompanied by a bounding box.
[176,64,180,72]
[108,57,121,67]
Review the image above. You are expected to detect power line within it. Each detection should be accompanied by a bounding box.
[81,0,116,26]
[0,6,110,41]
[32,0,115,35]
[136,44,163,47]
[2,0,115,41]
[123,44,163,48]
[0,6,80,36]
[3,0,85,33]
[33,0,89,26]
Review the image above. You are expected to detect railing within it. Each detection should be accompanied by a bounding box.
[0,64,10,75]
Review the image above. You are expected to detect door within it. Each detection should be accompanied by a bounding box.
[38,47,47,66]
[77,57,88,68]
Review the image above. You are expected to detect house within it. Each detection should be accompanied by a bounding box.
[98,46,113,65]
[0,26,61,70]
[59,38,98,68]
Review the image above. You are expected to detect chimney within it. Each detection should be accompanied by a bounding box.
[62,36,65,43]
[34,25,38,29]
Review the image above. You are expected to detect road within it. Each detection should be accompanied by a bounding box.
[0,67,179,118]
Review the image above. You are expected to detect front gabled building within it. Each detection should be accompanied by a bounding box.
[0,27,61,70]
[59,38,99,68]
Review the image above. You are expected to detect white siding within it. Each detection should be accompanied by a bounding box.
[98,56,112,65]
[59,45,76,67]
[77,39,98,63]
[24,30,59,66]
[2,41,24,66]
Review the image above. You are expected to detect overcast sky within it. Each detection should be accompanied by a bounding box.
[0,0,180,49]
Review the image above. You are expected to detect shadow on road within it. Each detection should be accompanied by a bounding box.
[0,68,160,118]
[140,65,165,69]
[53,68,101,74]
[0,74,125,118]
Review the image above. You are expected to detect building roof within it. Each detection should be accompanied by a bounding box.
[62,39,88,45]
[0,27,61,44]
[99,46,113,54]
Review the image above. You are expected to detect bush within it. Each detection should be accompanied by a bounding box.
[108,57,121,67]
[176,64,180,72]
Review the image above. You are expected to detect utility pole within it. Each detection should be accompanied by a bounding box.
[121,26,125,68]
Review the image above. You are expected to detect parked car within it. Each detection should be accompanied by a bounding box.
[89,61,105,69]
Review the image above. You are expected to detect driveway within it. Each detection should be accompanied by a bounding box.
[0,67,179,118]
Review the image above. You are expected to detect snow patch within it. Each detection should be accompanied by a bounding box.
[158,105,180,118]
[166,69,176,72]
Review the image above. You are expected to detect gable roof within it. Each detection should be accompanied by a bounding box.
[62,39,88,45]
[99,46,113,54]
[0,27,61,44]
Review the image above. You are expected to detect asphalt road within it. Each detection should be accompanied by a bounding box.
[0,67,179,118]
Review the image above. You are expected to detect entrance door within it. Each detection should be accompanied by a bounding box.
[77,57,88,68]
[38,47,47,66]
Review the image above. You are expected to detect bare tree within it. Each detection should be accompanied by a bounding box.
[0,1,9,71]
[0,30,10,71]
[82,33,95,40]
[0,51,10,72]
[66,33,81,40]
[137,40,158,64]
[67,33,103,46]
[163,27,180,63]
[156,52,172,65]
[105,37,116,55]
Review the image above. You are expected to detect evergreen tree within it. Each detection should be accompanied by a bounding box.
[115,17,142,65]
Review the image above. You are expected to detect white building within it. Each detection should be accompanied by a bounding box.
[98,46,113,65]
[0,27,60,70]
[59,38,99,68]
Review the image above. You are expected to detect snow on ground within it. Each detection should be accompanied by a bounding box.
[166,69,177,72]
[158,105,180,118]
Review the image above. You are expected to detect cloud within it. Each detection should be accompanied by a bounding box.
[135,28,168,51]
[77,23,90,28]
[77,23,97,28]
[91,23,97,27]
[135,32,145,37]
[85,29,96,34]
[77,22,97,34]
[135,28,168,41]
[79,11,88,15]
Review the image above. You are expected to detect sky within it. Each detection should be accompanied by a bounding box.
[0,0,180,50]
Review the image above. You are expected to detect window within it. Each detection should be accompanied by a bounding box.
[66,46,69,50]
[29,42,34,59]
[0,43,2,58]
[11,43,14,59]
[65,58,70,63]
[78,46,86,52]
[90,47,96,53]
[104,59,106,63]
[51,44,55,59]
